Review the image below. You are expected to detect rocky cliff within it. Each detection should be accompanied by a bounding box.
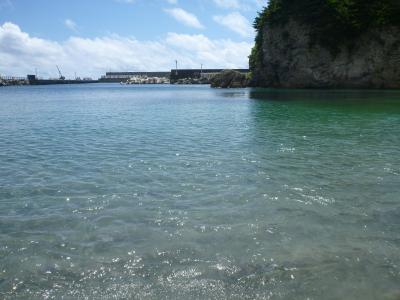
[250,1,400,89]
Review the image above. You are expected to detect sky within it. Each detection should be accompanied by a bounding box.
[0,0,267,79]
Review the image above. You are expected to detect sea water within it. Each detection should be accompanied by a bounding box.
[0,84,399,299]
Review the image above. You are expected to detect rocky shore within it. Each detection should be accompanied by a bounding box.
[210,70,249,88]
[0,78,28,86]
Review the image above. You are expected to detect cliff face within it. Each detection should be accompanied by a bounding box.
[251,20,400,88]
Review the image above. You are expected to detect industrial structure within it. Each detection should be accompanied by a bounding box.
[27,75,98,85]
[27,66,97,85]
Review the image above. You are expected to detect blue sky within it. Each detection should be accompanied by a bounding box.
[0,0,267,78]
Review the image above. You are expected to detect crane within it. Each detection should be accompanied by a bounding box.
[56,65,65,80]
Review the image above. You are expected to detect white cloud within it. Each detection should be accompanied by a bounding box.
[213,12,254,38]
[213,0,266,10]
[164,8,204,29]
[64,19,78,32]
[0,22,251,78]
[213,0,241,9]
[255,0,267,7]
[166,32,252,68]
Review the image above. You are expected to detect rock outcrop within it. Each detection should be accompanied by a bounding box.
[210,70,249,88]
[250,20,400,88]
[249,0,400,89]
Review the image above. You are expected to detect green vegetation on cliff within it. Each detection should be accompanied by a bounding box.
[249,0,400,71]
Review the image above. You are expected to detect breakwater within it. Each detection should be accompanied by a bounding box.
[99,69,250,84]
[2,69,250,86]
[0,76,28,86]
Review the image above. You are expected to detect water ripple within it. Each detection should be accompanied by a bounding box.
[0,85,399,299]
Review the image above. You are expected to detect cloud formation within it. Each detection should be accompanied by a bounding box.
[64,19,77,32]
[213,12,254,37]
[164,8,204,29]
[213,0,266,10]
[213,0,241,9]
[0,22,252,78]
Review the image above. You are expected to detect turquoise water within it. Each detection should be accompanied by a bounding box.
[0,84,399,299]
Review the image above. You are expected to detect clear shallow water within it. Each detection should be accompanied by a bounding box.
[0,84,399,299]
